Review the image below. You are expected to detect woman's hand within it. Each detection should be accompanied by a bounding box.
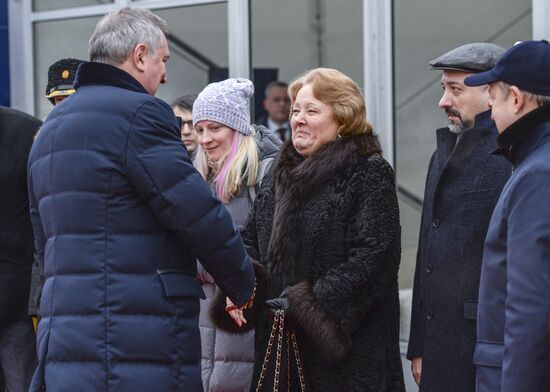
[225,297,247,327]
[411,356,422,386]
[264,287,296,327]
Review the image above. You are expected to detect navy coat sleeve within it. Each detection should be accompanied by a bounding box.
[126,99,254,307]
[502,170,550,391]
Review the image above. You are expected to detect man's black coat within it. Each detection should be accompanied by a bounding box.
[0,106,41,328]
[407,110,511,392]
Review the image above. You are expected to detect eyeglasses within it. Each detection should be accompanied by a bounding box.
[181,120,193,129]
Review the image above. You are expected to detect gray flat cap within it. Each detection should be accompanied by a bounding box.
[429,42,505,73]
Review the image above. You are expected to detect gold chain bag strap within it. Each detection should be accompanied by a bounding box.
[256,310,307,392]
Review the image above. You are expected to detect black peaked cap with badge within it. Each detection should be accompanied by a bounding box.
[429,42,505,73]
[46,58,86,105]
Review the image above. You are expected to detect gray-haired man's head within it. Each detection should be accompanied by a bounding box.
[89,7,168,65]
[89,7,170,96]
[431,43,505,134]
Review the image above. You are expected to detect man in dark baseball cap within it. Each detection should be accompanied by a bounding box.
[464,40,550,392]
[45,58,85,105]
[407,42,511,392]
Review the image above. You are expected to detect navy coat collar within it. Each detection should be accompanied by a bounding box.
[458,110,497,151]
[432,109,498,196]
[471,109,494,130]
[74,62,149,95]
[434,109,496,167]
[495,104,550,164]
[435,109,494,144]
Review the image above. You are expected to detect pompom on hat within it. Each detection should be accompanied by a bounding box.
[193,78,254,135]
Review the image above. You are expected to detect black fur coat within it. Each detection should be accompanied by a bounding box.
[217,134,405,391]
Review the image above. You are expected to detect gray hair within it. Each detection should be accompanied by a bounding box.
[499,82,550,107]
[89,7,168,65]
[524,91,550,107]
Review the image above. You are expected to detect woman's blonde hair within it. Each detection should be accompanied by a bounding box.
[194,131,259,203]
[288,67,373,136]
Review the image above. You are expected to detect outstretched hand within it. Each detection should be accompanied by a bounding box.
[225,297,247,327]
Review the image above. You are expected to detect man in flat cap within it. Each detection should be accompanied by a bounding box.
[465,40,550,392]
[407,43,511,392]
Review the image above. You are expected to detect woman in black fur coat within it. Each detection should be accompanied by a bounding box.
[219,68,405,391]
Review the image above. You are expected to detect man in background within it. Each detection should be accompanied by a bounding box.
[407,42,510,392]
[257,81,291,141]
[171,94,199,158]
[0,105,41,392]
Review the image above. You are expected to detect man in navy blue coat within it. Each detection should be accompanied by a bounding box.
[27,7,255,392]
[465,40,550,392]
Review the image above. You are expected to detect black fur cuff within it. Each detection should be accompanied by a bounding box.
[210,260,266,334]
[288,281,353,364]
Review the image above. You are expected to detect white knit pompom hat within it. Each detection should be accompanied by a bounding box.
[192,78,254,135]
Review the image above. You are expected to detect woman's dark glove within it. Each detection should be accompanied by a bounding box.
[264,287,296,327]
[264,297,290,312]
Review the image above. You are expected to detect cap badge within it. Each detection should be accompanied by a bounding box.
[61,70,70,79]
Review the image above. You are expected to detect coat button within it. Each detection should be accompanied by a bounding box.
[432,218,440,227]
[425,264,433,274]
[427,311,434,320]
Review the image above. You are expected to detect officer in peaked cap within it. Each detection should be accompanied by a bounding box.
[407,42,511,392]
[45,58,85,105]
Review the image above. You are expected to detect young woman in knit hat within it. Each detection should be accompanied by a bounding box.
[192,78,281,392]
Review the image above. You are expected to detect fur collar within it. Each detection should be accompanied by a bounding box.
[274,133,381,201]
[266,133,381,294]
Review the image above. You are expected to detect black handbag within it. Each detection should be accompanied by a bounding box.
[255,310,307,392]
